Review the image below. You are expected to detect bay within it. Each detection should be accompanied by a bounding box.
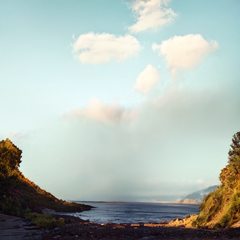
[68,201,200,224]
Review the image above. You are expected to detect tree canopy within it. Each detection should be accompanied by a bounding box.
[228,131,240,164]
[219,131,240,188]
[0,138,22,178]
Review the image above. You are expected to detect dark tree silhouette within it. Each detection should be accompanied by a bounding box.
[219,131,240,186]
[228,131,240,164]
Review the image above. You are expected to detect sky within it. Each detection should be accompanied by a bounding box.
[0,0,240,202]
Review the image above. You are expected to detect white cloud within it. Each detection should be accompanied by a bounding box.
[128,0,177,33]
[134,65,161,94]
[153,34,218,77]
[63,98,138,123]
[72,32,141,64]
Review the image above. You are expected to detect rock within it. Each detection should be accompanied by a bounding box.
[42,207,58,215]
[0,213,42,240]
[160,220,168,224]
[230,220,240,228]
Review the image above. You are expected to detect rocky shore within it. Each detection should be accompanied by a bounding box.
[0,213,42,240]
[2,212,240,240]
[42,214,240,240]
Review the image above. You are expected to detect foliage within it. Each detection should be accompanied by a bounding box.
[0,139,22,178]
[0,195,30,217]
[195,131,240,228]
[228,132,240,164]
[25,212,65,229]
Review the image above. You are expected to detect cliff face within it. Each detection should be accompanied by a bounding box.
[194,132,240,229]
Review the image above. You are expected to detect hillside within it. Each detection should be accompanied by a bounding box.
[193,131,240,229]
[184,185,219,201]
[0,139,91,228]
[170,199,202,204]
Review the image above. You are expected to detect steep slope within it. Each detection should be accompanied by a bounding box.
[0,139,91,218]
[194,132,240,229]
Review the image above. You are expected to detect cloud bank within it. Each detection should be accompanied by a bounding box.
[153,34,218,77]
[63,98,138,123]
[134,65,161,94]
[20,84,240,201]
[72,32,141,64]
[128,0,177,33]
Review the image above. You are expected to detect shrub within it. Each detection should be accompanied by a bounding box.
[214,223,222,230]
[25,212,65,229]
[0,195,29,217]
[191,220,197,227]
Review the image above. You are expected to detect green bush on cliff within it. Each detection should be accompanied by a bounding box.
[195,131,240,228]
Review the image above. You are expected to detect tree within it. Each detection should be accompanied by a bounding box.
[219,131,240,187]
[228,131,240,164]
[0,139,22,178]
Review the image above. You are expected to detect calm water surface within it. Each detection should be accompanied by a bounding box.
[68,201,200,224]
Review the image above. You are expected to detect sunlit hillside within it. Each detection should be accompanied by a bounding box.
[193,132,240,228]
[0,139,91,228]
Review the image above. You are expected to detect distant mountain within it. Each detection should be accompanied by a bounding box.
[170,185,219,205]
[184,185,219,201]
[170,199,202,204]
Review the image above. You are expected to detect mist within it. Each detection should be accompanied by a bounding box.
[16,84,240,201]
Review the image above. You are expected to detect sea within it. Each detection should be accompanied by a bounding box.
[66,201,200,224]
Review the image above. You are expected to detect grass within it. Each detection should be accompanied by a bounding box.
[195,176,240,228]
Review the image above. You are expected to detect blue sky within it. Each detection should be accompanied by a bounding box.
[0,0,240,201]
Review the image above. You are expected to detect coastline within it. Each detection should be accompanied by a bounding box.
[42,214,240,240]
[72,201,200,225]
[2,212,240,240]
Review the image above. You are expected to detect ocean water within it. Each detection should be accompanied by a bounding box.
[68,201,200,224]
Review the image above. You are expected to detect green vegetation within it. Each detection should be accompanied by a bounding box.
[25,212,65,229]
[194,131,240,228]
[0,138,92,228]
[0,138,22,178]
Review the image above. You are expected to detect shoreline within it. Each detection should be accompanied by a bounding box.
[42,214,240,240]
[2,212,240,240]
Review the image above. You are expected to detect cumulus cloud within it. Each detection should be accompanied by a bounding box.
[72,32,141,64]
[128,0,177,33]
[134,65,161,94]
[152,34,218,77]
[63,98,138,123]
